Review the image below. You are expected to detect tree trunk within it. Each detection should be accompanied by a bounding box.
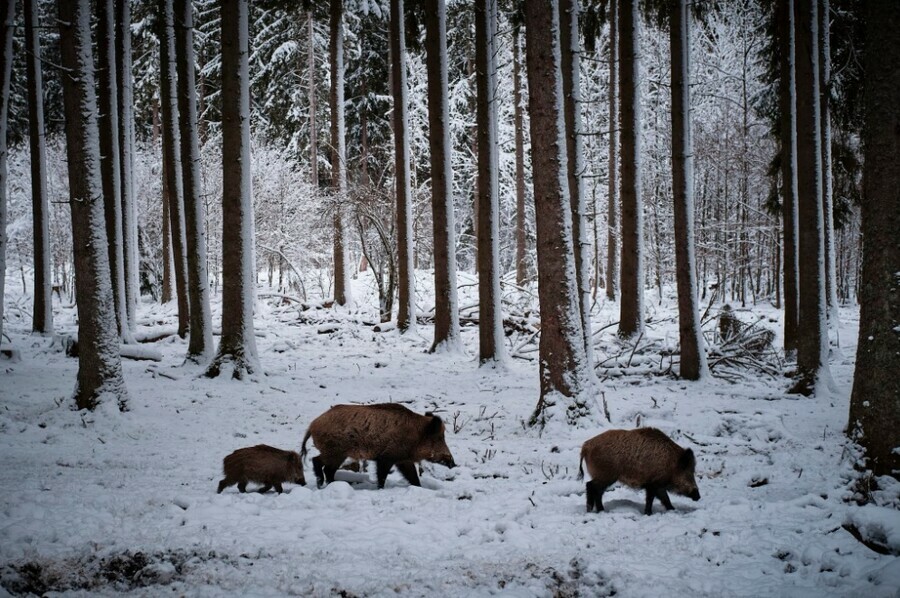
[818,0,839,326]
[98,0,128,339]
[849,0,900,479]
[161,158,175,304]
[559,0,593,366]
[424,0,461,353]
[390,0,416,333]
[475,0,504,363]
[606,0,619,301]
[777,0,799,355]
[308,10,318,188]
[0,0,11,348]
[175,0,213,362]
[59,0,128,410]
[206,0,259,379]
[25,0,52,335]
[790,0,831,395]
[116,0,138,335]
[513,26,528,287]
[159,0,190,338]
[670,0,707,381]
[330,0,351,306]
[617,0,643,338]
[524,0,591,428]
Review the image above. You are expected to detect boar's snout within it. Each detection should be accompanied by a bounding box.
[295,477,307,487]
[690,488,701,501]
[437,454,456,469]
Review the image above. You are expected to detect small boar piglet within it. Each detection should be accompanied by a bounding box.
[578,427,701,515]
[301,403,456,489]
[217,444,306,494]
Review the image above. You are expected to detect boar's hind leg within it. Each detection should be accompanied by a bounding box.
[655,488,674,511]
[273,482,284,494]
[257,483,273,494]
[375,458,395,489]
[312,456,325,488]
[586,480,610,513]
[396,461,421,487]
[237,480,248,493]
[217,477,234,493]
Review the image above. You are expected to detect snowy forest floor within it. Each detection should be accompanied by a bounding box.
[1,274,899,597]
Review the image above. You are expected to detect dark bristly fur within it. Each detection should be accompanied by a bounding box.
[301,403,456,489]
[217,444,306,494]
[578,428,701,515]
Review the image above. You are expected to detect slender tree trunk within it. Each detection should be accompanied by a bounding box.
[308,10,318,188]
[778,0,799,355]
[175,0,213,362]
[606,0,619,301]
[791,0,831,395]
[330,0,351,306]
[98,0,128,339]
[425,0,461,353]
[116,0,138,334]
[159,0,190,338]
[161,159,175,304]
[390,0,416,333]
[559,0,593,366]
[0,0,11,348]
[818,0,838,325]
[206,0,259,379]
[59,0,128,410]
[849,0,900,479]
[25,0,52,335]
[524,0,591,428]
[513,27,528,287]
[475,0,504,363]
[670,0,707,381]
[617,0,643,338]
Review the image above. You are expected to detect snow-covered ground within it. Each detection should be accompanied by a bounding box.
[1,274,898,597]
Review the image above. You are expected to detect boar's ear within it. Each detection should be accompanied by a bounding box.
[678,448,696,470]
[426,414,443,435]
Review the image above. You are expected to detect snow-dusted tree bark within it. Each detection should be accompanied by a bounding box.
[330,0,351,306]
[606,0,619,302]
[0,0,11,348]
[524,0,591,427]
[307,10,318,188]
[670,0,708,381]
[424,0,461,353]
[617,0,644,339]
[513,26,528,287]
[116,0,138,334]
[475,0,505,363]
[175,0,213,362]
[159,0,189,338]
[790,0,831,396]
[777,0,799,354]
[206,0,259,379]
[559,0,593,366]
[848,0,900,479]
[25,0,52,335]
[58,0,128,410]
[161,159,175,304]
[390,0,415,333]
[98,0,128,340]
[818,0,838,325]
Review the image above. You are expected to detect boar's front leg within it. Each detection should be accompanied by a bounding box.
[257,483,273,494]
[273,482,284,494]
[375,458,395,489]
[644,486,658,515]
[396,461,421,487]
[655,488,674,511]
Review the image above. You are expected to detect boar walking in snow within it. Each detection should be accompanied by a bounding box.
[578,428,701,515]
[301,403,456,489]
[217,445,306,494]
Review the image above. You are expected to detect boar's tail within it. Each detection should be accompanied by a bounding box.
[300,429,312,462]
[577,449,585,481]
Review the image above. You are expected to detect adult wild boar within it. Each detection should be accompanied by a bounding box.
[578,428,701,515]
[301,403,456,489]
[217,444,306,494]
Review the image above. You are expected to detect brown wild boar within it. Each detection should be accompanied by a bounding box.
[217,445,306,494]
[578,428,701,515]
[300,403,456,489]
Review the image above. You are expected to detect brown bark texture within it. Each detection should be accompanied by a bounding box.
[606,0,619,301]
[330,0,350,306]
